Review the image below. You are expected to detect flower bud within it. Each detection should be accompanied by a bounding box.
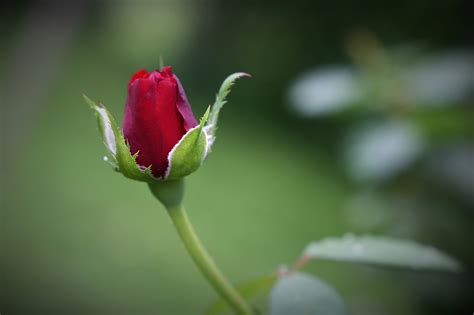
[124,66,199,178]
[85,66,248,182]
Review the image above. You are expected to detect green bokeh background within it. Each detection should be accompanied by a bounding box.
[1,1,472,314]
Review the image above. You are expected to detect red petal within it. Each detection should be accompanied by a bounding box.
[128,69,150,88]
[123,70,187,177]
[174,74,198,131]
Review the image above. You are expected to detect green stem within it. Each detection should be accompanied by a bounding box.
[167,204,253,315]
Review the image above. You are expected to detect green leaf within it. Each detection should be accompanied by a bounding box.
[166,107,210,180]
[206,72,250,140]
[268,272,348,315]
[84,94,154,182]
[207,274,277,315]
[303,234,461,272]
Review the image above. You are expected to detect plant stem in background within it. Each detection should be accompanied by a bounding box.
[166,204,254,314]
[148,180,253,314]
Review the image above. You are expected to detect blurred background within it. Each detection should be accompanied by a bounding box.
[1,0,473,314]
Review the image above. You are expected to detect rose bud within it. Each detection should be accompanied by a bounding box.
[84,66,249,182]
[123,66,200,178]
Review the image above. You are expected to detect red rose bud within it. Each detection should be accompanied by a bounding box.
[85,67,248,182]
[123,66,198,178]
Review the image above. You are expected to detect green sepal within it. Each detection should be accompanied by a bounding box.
[84,94,117,165]
[166,106,210,180]
[84,94,156,182]
[206,72,250,143]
